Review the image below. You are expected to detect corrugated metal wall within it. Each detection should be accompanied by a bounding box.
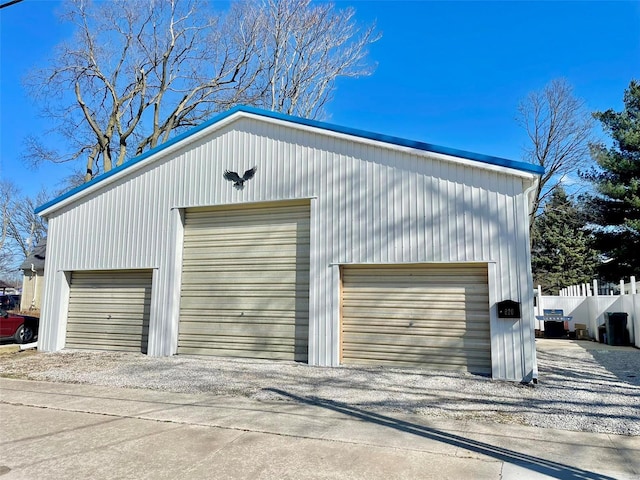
[38,113,536,381]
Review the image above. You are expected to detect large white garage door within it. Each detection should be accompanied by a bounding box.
[341,263,491,374]
[178,202,310,361]
[66,270,152,352]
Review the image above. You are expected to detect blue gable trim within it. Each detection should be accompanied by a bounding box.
[35,105,544,214]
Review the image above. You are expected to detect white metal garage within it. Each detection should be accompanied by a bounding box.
[178,202,310,360]
[36,105,544,381]
[66,270,152,353]
[341,263,491,374]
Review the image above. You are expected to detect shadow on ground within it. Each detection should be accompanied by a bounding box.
[266,387,617,480]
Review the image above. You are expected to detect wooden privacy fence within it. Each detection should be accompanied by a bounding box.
[535,277,639,347]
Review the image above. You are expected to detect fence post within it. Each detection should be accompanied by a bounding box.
[631,276,637,295]
[620,279,626,295]
[593,279,599,297]
[537,285,542,316]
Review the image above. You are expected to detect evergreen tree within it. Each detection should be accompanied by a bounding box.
[583,80,640,279]
[531,187,599,294]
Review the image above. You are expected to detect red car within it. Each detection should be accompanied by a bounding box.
[0,309,37,344]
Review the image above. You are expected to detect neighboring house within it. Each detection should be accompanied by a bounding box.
[0,280,14,295]
[35,106,543,382]
[20,238,46,311]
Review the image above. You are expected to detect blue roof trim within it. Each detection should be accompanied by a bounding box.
[35,105,544,214]
[242,106,544,174]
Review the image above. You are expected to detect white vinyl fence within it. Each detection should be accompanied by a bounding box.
[536,277,639,347]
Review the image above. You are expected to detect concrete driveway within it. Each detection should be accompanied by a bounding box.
[1,377,638,480]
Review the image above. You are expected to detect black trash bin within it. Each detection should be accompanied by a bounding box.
[605,312,629,346]
[598,324,607,344]
[544,321,566,338]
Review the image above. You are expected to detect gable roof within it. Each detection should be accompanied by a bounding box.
[20,238,47,271]
[35,105,544,216]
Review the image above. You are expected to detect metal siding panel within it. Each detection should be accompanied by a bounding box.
[308,198,320,365]
[516,186,536,382]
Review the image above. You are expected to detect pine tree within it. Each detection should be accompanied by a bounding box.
[584,80,640,279]
[531,187,599,294]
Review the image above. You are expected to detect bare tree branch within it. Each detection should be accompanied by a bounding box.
[0,181,49,277]
[23,0,378,182]
[517,78,594,226]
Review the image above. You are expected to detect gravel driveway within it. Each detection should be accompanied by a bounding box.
[1,339,638,436]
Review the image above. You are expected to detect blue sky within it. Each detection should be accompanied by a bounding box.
[1,0,639,200]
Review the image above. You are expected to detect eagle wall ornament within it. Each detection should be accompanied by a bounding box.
[223,166,257,190]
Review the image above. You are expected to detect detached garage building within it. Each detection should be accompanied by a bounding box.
[36,106,543,382]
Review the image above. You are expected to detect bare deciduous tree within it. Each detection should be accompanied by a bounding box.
[25,0,379,182]
[250,0,379,118]
[0,182,17,273]
[517,78,593,225]
[0,182,48,277]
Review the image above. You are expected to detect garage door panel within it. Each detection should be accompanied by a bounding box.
[344,291,489,303]
[345,342,491,357]
[182,255,308,265]
[66,270,152,353]
[343,333,490,349]
[344,299,488,321]
[177,345,307,361]
[178,322,307,337]
[341,264,491,374]
[66,303,150,315]
[343,324,490,337]
[69,287,151,295]
[343,269,487,278]
[183,243,305,257]
[70,272,152,285]
[179,334,308,345]
[186,209,310,224]
[180,296,308,311]
[180,311,300,322]
[179,333,308,360]
[181,270,306,282]
[67,332,147,342]
[342,312,491,325]
[179,202,310,361]
[342,307,490,322]
[179,284,309,294]
[185,226,308,239]
[68,302,150,313]
[342,352,492,374]
[67,322,149,335]
[66,316,148,328]
[66,334,148,352]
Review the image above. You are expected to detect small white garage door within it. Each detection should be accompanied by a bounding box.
[66,270,152,352]
[341,263,491,374]
[178,202,310,361]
